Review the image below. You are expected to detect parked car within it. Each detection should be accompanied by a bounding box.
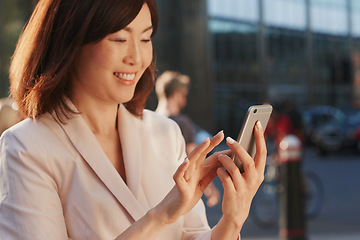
[311,110,360,155]
[302,106,346,146]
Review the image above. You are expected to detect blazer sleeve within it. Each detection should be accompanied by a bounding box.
[0,130,69,240]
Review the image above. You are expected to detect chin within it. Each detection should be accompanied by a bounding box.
[117,94,135,104]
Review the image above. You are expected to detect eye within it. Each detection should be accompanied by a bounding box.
[114,39,126,43]
[141,39,151,43]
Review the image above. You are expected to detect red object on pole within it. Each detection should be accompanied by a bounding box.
[278,135,307,240]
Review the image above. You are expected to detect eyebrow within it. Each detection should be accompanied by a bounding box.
[123,26,153,33]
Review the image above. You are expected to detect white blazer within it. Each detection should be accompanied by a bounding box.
[0,103,213,240]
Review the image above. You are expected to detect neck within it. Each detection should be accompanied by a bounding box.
[71,95,119,135]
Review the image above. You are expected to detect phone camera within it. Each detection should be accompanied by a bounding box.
[253,109,257,113]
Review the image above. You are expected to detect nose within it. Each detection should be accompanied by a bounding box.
[123,40,141,66]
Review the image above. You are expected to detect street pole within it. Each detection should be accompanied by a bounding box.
[278,135,307,240]
[305,0,314,107]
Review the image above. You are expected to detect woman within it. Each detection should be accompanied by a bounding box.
[0,0,267,239]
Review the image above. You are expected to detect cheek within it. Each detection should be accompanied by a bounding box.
[74,46,109,75]
[90,47,114,68]
[143,46,153,68]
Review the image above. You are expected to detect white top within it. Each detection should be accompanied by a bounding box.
[0,103,212,240]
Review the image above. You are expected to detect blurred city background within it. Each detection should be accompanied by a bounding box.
[0,0,359,239]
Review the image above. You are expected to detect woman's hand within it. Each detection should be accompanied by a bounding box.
[117,131,224,240]
[154,130,224,225]
[213,121,267,239]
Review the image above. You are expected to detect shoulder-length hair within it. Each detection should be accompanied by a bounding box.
[9,0,158,120]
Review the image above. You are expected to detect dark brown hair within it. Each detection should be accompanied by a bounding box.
[9,0,158,120]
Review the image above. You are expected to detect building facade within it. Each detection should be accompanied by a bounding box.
[208,0,360,135]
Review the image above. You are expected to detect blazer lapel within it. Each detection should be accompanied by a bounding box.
[117,104,142,199]
[47,103,146,221]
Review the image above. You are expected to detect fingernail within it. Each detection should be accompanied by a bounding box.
[256,121,263,130]
[218,154,226,159]
[214,130,224,137]
[226,136,235,145]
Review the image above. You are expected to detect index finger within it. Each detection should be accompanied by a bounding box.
[189,130,224,165]
[184,137,211,181]
[187,137,211,162]
[202,130,225,159]
[253,121,267,173]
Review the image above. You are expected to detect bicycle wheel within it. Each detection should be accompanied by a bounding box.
[250,181,278,228]
[303,171,324,219]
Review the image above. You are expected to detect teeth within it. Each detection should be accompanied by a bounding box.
[114,72,135,81]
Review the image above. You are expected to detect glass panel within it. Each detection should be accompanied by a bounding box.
[310,0,348,35]
[265,27,307,106]
[209,19,259,134]
[210,20,258,84]
[351,0,360,36]
[351,0,360,10]
[312,0,346,7]
[207,0,258,22]
[264,0,306,30]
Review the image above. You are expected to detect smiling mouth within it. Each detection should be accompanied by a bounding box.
[114,72,136,81]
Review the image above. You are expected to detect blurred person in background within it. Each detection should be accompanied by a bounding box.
[0,0,268,239]
[0,98,21,136]
[155,71,221,207]
[266,101,303,144]
[155,71,196,153]
[265,100,304,163]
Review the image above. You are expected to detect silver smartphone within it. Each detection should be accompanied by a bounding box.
[232,105,273,171]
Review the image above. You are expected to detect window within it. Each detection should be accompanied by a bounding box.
[264,0,306,30]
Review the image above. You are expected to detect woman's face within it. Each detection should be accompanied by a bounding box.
[70,3,153,105]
